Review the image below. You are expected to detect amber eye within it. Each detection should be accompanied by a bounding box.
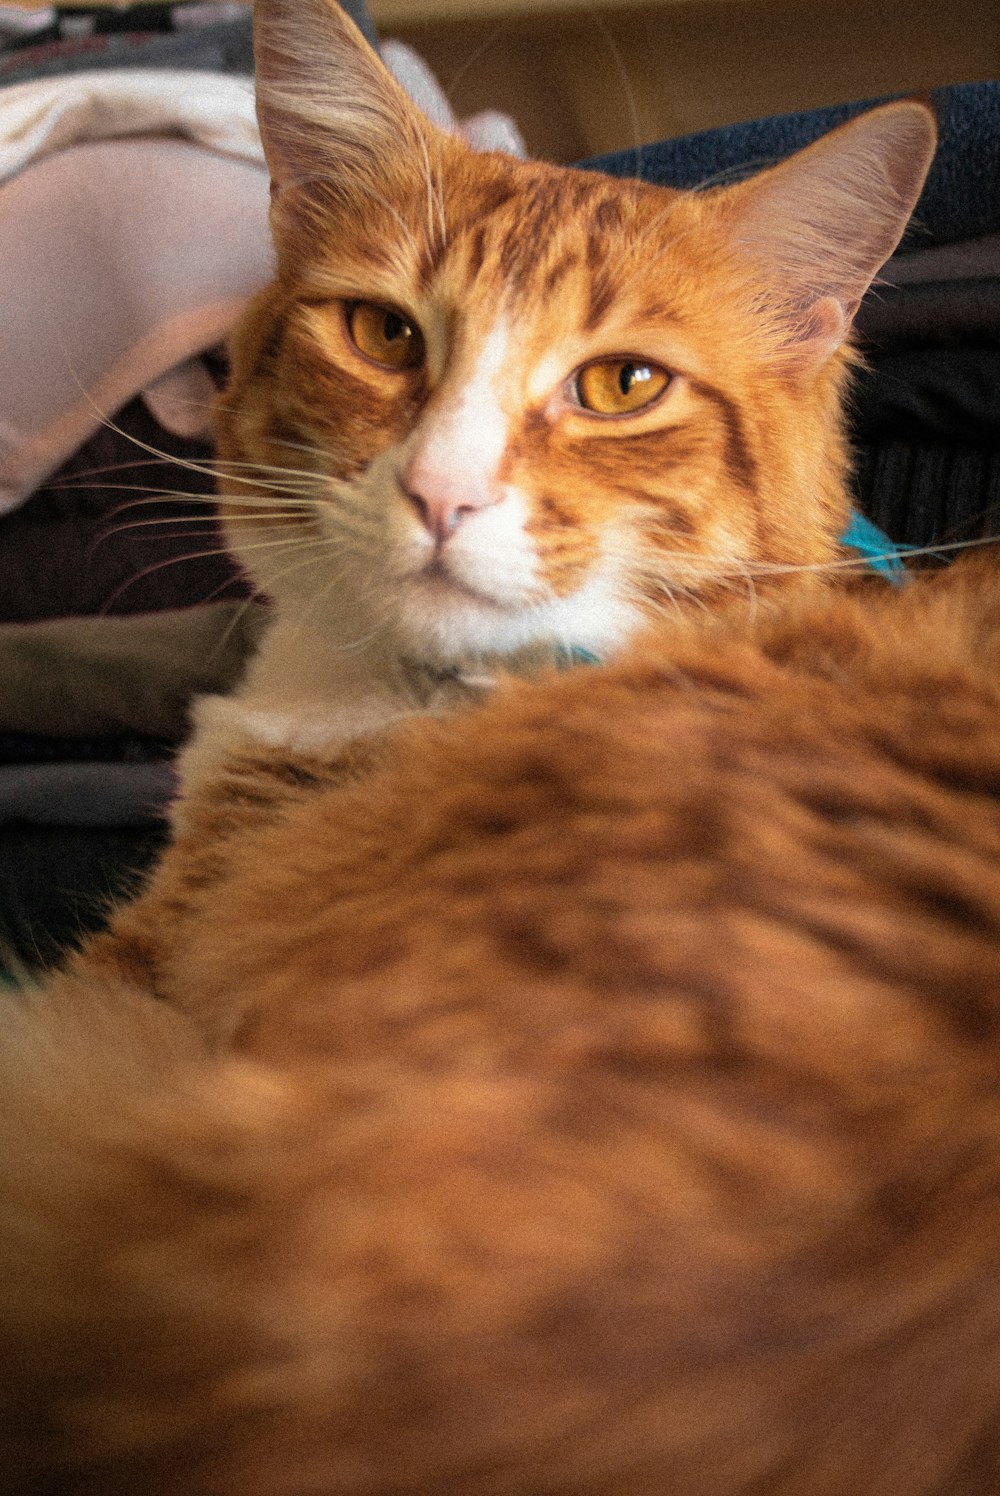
[575,358,670,416]
[346,301,424,370]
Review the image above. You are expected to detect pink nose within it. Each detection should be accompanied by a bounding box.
[401,454,496,544]
[404,486,478,542]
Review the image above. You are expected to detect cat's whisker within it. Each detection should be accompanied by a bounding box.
[633,573,694,623]
[44,456,216,485]
[58,474,324,512]
[95,527,229,551]
[300,575,395,653]
[89,520,315,565]
[220,533,354,559]
[720,561,761,624]
[175,569,265,618]
[83,504,315,557]
[433,149,447,255]
[98,512,313,535]
[38,345,257,494]
[95,546,255,613]
[247,536,397,653]
[123,491,317,517]
[75,397,331,495]
[355,180,427,264]
[254,434,333,466]
[590,12,644,179]
[42,465,323,500]
[220,433,330,473]
[210,451,336,486]
[96,531,346,612]
[288,169,430,274]
[133,391,222,413]
[441,23,506,111]
[205,592,271,664]
[738,535,990,582]
[413,128,447,265]
[201,537,364,638]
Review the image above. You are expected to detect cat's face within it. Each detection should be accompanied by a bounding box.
[216,0,935,665]
[224,156,811,662]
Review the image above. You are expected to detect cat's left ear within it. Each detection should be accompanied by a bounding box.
[252,0,438,201]
[723,100,936,370]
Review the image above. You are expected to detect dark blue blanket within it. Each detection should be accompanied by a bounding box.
[587,82,1000,251]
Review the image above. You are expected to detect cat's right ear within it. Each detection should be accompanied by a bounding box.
[722,100,937,372]
[252,0,435,202]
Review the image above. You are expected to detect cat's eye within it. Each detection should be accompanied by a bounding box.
[575,358,670,416]
[346,301,424,370]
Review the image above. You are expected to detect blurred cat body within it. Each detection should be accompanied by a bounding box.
[7,560,1000,1495]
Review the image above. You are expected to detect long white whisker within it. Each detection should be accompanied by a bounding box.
[97,532,343,611]
[739,534,990,580]
[50,480,321,511]
[98,513,312,534]
[71,395,329,494]
[45,456,214,484]
[208,594,272,663]
[591,12,643,179]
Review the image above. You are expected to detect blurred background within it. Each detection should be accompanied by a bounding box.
[371,0,999,161]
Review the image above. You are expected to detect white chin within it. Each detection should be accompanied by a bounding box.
[395,575,551,661]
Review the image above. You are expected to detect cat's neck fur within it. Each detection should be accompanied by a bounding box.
[178,618,462,803]
[175,610,556,816]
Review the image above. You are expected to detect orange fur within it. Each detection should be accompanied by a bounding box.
[7,560,1000,1494]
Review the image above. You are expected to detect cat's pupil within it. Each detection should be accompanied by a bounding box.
[620,363,651,396]
[383,312,406,344]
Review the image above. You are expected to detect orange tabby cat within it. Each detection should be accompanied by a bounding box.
[10,0,1000,1492]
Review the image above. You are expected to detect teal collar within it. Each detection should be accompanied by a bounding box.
[556,509,906,669]
[558,644,602,667]
[840,509,907,585]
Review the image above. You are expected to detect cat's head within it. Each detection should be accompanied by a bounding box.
[216,0,935,665]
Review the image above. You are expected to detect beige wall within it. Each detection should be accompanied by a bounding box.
[372,0,1000,161]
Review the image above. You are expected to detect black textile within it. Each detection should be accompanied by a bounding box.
[0,826,167,971]
[0,386,247,624]
[587,82,1000,252]
[852,347,1000,447]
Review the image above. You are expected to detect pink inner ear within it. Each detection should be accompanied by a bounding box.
[724,101,936,368]
[781,296,850,372]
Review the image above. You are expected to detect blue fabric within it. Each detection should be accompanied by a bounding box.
[584,82,1000,251]
[556,645,602,668]
[840,509,908,584]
